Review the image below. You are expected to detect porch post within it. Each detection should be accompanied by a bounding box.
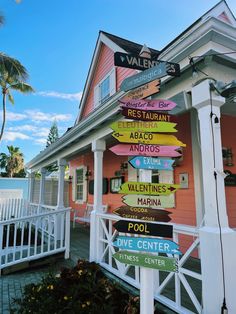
[57,158,67,209]
[39,167,46,212]
[28,171,35,203]
[139,169,154,314]
[90,139,106,262]
[192,79,236,313]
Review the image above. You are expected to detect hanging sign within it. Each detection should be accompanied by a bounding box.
[114,52,159,71]
[113,236,180,255]
[119,181,179,196]
[119,98,177,111]
[129,156,174,170]
[122,194,175,209]
[120,108,176,122]
[125,79,161,100]
[110,121,177,133]
[109,144,182,157]
[113,220,173,237]
[120,62,180,92]
[113,206,172,222]
[114,52,180,76]
[112,131,186,147]
[113,251,178,272]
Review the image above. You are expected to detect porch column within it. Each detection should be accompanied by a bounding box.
[139,169,154,314]
[39,167,46,212]
[28,171,35,203]
[90,139,106,262]
[192,79,236,313]
[57,158,67,209]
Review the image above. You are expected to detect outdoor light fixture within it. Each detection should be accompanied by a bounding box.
[68,175,73,184]
[120,162,128,174]
[85,168,92,180]
[225,148,234,167]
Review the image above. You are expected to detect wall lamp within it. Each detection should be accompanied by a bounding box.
[223,148,234,167]
[85,168,92,180]
[68,175,73,184]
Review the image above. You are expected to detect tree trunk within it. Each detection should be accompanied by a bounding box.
[0,93,6,142]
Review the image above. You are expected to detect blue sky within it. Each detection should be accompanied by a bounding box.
[0,0,236,164]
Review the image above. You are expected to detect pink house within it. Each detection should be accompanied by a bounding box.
[27,1,236,313]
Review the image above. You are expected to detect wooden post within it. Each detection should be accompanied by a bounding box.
[90,139,106,262]
[192,79,236,313]
[139,169,154,314]
[39,168,46,212]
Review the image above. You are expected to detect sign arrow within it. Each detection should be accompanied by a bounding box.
[122,194,175,209]
[129,156,174,170]
[110,121,177,133]
[120,62,180,92]
[109,144,182,157]
[113,220,173,237]
[119,98,177,111]
[113,236,180,255]
[119,181,179,196]
[113,205,172,222]
[125,79,161,100]
[112,131,186,147]
[120,107,177,122]
[113,251,178,272]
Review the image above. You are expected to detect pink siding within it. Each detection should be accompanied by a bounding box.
[221,115,236,228]
[80,43,136,120]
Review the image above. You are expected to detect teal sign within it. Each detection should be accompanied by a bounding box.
[113,236,180,255]
[129,156,174,170]
[120,62,169,92]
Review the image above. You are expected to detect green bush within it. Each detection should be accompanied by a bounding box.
[11,260,140,314]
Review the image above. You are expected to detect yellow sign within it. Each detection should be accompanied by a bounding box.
[119,181,180,196]
[110,121,177,133]
[112,131,186,147]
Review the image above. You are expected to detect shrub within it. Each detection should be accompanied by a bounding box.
[11,259,140,314]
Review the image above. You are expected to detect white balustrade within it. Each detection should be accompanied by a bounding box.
[96,212,202,314]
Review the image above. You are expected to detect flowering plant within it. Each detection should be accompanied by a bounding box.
[11,259,140,314]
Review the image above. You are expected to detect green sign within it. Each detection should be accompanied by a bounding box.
[113,250,178,272]
[119,181,179,196]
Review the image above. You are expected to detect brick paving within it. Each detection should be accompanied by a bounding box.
[0,224,176,314]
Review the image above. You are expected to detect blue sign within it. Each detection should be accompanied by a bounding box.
[113,236,181,255]
[129,156,174,170]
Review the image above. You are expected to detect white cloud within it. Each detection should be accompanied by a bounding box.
[34,138,46,145]
[3,131,31,141]
[25,110,72,123]
[36,91,82,101]
[5,112,27,121]
[8,125,50,137]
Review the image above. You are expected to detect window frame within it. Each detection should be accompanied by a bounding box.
[74,166,87,204]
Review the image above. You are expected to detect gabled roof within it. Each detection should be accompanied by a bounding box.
[76,31,160,123]
[159,0,236,56]
[102,31,160,58]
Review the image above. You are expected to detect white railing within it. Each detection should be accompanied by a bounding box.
[0,198,29,220]
[0,205,70,273]
[96,212,202,314]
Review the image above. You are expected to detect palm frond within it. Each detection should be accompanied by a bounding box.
[8,93,14,104]
[10,81,34,93]
[0,13,5,26]
[0,53,28,81]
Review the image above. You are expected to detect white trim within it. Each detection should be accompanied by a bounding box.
[94,67,116,109]
[74,165,87,204]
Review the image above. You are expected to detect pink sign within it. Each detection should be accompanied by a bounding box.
[119,98,177,111]
[109,144,182,157]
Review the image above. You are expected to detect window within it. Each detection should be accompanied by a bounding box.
[76,168,84,201]
[100,76,110,103]
[94,68,116,108]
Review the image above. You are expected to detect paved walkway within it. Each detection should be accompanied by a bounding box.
[0,224,176,314]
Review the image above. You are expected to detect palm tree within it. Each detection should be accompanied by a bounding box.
[0,145,24,177]
[0,53,34,141]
